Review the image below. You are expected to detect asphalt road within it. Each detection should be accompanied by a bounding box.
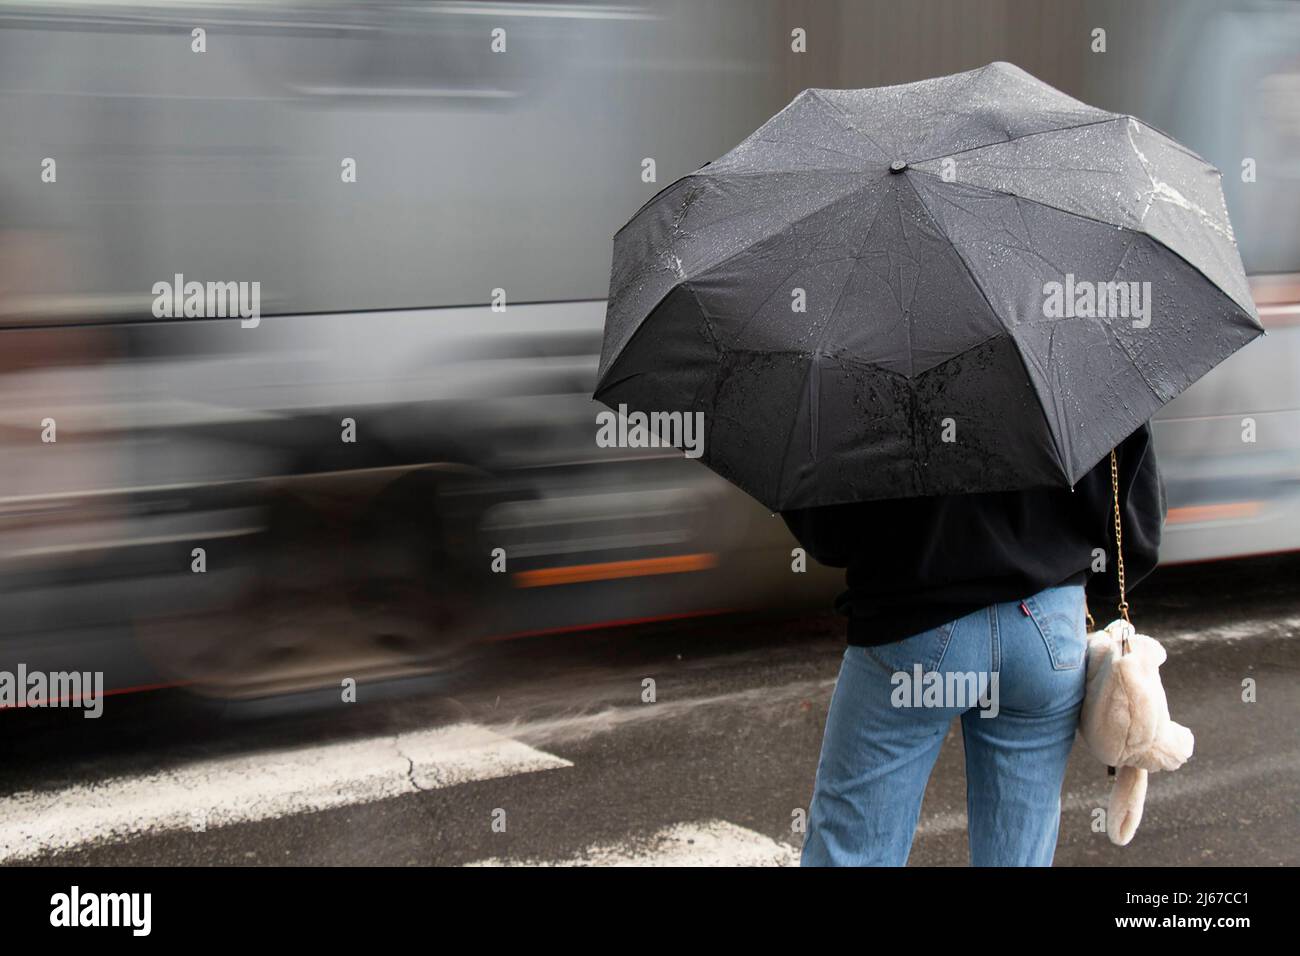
[2,553,1297,867]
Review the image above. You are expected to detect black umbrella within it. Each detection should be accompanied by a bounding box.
[594,61,1263,511]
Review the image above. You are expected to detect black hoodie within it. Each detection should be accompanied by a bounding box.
[780,422,1166,646]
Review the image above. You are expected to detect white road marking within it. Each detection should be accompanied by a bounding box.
[493,677,837,750]
[467,819,800,867]
[0,723,570,863]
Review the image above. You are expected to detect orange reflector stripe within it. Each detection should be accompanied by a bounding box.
[1167,501,1261,524]
[513,552,718,588]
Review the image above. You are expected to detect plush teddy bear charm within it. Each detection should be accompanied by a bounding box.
[1079,618,1195,846]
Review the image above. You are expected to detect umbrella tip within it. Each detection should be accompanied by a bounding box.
[889,160,909,173]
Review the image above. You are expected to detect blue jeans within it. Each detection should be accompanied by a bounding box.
[802,583,1088,867]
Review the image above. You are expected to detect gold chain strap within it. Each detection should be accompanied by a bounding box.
[1084,448,1131,651]
[1105,447,1131,781]
[1109,448,1129,624]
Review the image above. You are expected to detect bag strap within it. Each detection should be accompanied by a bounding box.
[1084,448,1130,649]
[1109,447,1130,625]
[1101,447,1132,781]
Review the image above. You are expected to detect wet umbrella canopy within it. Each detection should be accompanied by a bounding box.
[594,62,1264,511]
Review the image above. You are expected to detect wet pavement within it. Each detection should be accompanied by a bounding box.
[2,553,1296,867]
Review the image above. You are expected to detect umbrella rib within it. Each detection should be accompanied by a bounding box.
[1115,113,1214,165]
[682,281,725,425]
[900,172,1073,485]
[894,180,922,380]
[895,183,929,491]
[776,184,898,504]
[686,172,885,289]
[908,115,1120,166]
[724,253,834,350]
[744,134,871,168]
[830,330,1008,378]
[899,174,1007,338]
[696,167,864,178]
[614,167,861,241]
[909,167,1263,483]
[682,280,722,358]
[906,163,1259,318]
[909,162,1124,239]
[772,353,819,508]
[910,116,1245,305]
[911,62,999,159]
[1086,231,1166,401]
[809,183,895,356]
[597,171,878,391]
[915,184,1070,274]
[807,88,893,161]
[668,175,858,258]
[614,174,700,240]
[909,115,1221,225]
[1055,233,1167,482]
[703,176,889,348]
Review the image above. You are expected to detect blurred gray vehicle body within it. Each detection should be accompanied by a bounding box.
[0,0,1295,698]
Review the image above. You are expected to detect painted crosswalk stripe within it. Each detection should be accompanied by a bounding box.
[0,722,571,863]
[467,819,800,867]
